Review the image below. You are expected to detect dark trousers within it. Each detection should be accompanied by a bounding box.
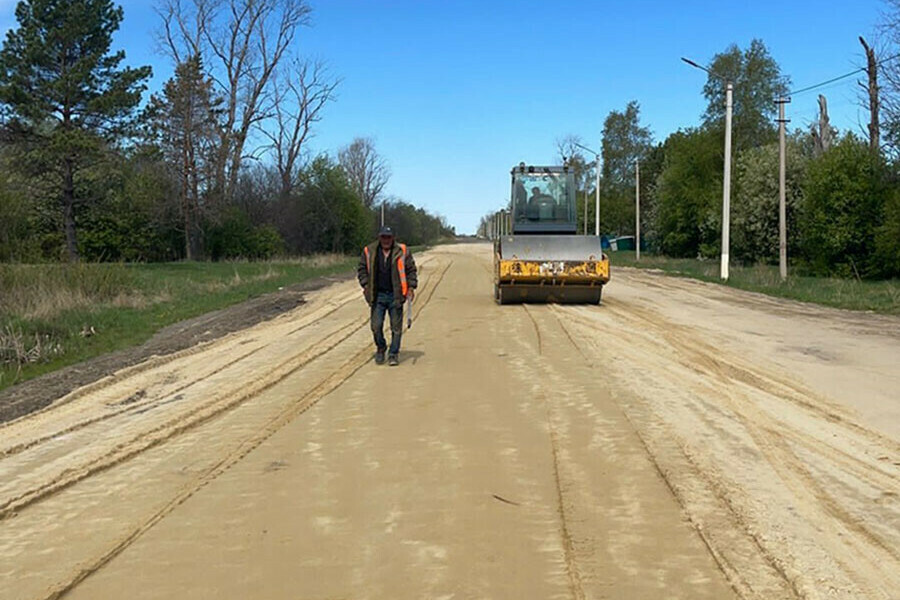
[371,291,403,356]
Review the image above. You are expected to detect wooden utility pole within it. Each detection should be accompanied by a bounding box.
[859,36,880,153]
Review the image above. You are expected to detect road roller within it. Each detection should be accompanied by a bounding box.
[494,163,609,304]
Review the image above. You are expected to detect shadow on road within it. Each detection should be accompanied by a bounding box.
[397,350,425,365]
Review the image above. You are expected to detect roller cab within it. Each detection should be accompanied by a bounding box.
[494,164,610,304]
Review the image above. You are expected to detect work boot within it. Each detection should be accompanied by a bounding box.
[375,350,386,365]
[388,354,399,366]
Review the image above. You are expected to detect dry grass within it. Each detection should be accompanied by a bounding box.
[0,257,338,318]
[0,263,138,320]
[0,255,358,390]
[228,254,349,268]
[0,325,64,379]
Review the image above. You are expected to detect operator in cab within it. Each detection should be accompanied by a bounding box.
[528,186,556,220]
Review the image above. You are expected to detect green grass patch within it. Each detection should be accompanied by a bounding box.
[0,256,355,391]
[609,251,900,315]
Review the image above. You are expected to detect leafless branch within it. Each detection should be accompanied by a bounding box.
[338,137,390,209]
[154,0,313,203]
[262,60,339,196]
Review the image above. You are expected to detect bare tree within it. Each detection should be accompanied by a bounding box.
[555,134,582,162]
[875,6,900,156]
[156,0,312,204]
[263,60,339,198]
[338,137,390,208]
[156,0,209,63]
[555,134,592,192]
[859,36,880,153]
[811,94,835,156]
[555,134,598,235]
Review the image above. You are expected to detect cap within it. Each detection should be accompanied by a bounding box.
[378,226,394,237]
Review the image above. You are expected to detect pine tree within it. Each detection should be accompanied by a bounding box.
[145,55,221,260]
[0,0,151,261]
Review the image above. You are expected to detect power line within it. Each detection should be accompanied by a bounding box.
[789,52,900,96]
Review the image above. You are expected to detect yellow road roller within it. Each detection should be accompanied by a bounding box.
[494,163,609,304]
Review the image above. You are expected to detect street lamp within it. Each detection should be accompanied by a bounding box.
[574,142,601,237]
[682,56,733,281]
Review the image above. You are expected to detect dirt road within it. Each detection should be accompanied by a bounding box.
[1,243,897,599]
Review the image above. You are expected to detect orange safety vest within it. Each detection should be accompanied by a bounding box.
[397,244,408,297]
[364,243,408,297]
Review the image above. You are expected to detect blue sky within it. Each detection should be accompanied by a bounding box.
[0,0,887,233]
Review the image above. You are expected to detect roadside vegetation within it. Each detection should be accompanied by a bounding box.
[481,30,900,297]
[0,1,453,390]
[0,0,453,266]
[610,251,900,314]
[0,257,354,390]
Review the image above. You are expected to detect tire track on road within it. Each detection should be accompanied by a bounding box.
[556,300,900,598]
[0,345,266,460]
[0,284,370,434]
[0,318,366,521]
[2,256,450,524]
[546,304,789,599]
[33,256,454,599]
[564,304,899,484]
[604,300,899,455]
[511,307,585,600]
[41,343,375,600]
[522,305,543,355]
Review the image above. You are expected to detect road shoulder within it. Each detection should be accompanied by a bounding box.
[0,272,354,424]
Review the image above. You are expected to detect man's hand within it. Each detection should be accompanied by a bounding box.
[407,289,415,303]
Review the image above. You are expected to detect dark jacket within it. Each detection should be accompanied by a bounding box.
[357,241,418,305]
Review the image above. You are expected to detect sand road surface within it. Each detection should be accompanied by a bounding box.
[1,243,898,600]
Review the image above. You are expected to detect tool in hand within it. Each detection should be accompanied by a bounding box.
[406,295,413,329]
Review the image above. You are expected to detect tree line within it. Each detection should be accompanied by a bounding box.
[595,36,899,279]
[0,0,453,264]
[483,33,900,280]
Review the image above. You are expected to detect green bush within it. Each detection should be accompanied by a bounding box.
[872,189,900,278]
[799,135,889,278]
[249,224,285,259]
[207,208,285,260]
[654,128,722,257]
[0,180,39,262]
[732,141,807,264]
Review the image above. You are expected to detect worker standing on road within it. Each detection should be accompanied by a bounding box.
[357,226,418,366]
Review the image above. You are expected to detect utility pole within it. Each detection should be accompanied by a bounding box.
[573,142,602,237]
[583,189,588,235]
[682,57,734,280]
[859,36,880,153]
[721,82,733,281]
[776,97,791,280]
[595,153,601,236]
[635,160,641,261]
